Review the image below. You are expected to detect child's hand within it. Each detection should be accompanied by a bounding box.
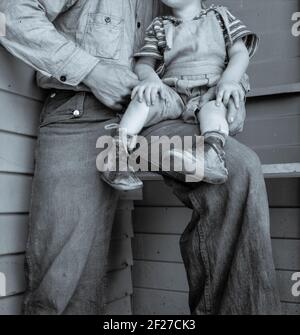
[131,77,166,106]
[216,81,245,109]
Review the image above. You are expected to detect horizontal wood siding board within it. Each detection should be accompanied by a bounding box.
[0,132,36,174]
[0,90,41,137]
[108,238,133,271]
[0,174,32,213]
[249,84,300,98]
[0,253,131,298]
[112,210,134,240]
[133,260,300,304]
[246,94,300,120]
[0,295,23,315]
[133,233,300,270]
[237,114,300,149]
[270,208,300,239]
[0,47,45,101]
[272,239,300,271]
[254,32,300,62]
[133,234,181,263]
[0,215,28,255]
[0,172,142,213]
[0,240,132,295]
[0,255,26,297]
[249,57,300,88]
[266,179,300,207]
[281,302,300,316]
[133,207,192,235]
[262,162,300,177]
[0,267,132,314]
[136,179,300,208]
[136,181,183,207]
[277,270,300,303]
[253,147,300,166]
[133,288,189,315]
[133,290,300,315]
[0,211,133,255]
[106,267,133,304]
[133,261,188,292]
[105,296,132,315]
[134,207,300,239]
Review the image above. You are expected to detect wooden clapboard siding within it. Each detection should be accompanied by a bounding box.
[213,0,300,88]
[0,47,134,315]
[0,90,42,137]
[0,294,133,316]
[133,288,189,315]
[0,132,36,174]
[0,295,24,315]
[133,180,300,315]
[0,47,44,101]
[236,93,300,165]
[105,296,132,315]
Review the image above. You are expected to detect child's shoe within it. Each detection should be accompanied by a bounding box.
[162,135,228,184]
[203,135,228,184]
[101,128,143,191]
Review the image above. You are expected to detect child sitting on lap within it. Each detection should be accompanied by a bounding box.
[101,0,259,191]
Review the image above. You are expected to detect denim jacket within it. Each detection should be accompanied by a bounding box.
[0,0,160,90]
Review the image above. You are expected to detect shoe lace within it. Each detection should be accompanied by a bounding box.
[206,141,226,162]
[104,123,120,130]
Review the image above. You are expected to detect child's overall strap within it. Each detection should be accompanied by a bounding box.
[213,6,234,48]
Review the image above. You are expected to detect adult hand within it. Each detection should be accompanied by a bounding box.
[200,86,247,136]
[216,80,245,109]
[83,62,139,111]
[227,98,247,136]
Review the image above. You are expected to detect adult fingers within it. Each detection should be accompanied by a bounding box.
[223,90,231,106]
[151,88,158,105]
[227,99,238,124]
[144,87,152,106]
[216,89,224,106]
[232,91,240,109]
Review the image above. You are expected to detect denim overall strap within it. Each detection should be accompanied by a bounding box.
[162,10,227,79]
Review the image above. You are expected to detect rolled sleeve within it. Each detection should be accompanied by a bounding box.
[0,0,99,87]
[225,8,259,59]
[55,47,99,86]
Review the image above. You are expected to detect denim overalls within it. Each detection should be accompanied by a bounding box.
[145,8,230,136]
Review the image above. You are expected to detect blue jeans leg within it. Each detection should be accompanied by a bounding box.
[23,119,119,315]
[141,120,281,315]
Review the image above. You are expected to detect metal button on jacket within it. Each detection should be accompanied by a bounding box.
[73,110,81,118]
[105,17,111,23]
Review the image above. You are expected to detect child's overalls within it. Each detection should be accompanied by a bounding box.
[145,8,232,136]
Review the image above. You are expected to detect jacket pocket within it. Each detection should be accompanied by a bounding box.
[83,12,124,60]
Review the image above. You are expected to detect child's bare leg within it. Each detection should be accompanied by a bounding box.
[197,101,229,184]
[198,101,229,143]
[119,97,150,136]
